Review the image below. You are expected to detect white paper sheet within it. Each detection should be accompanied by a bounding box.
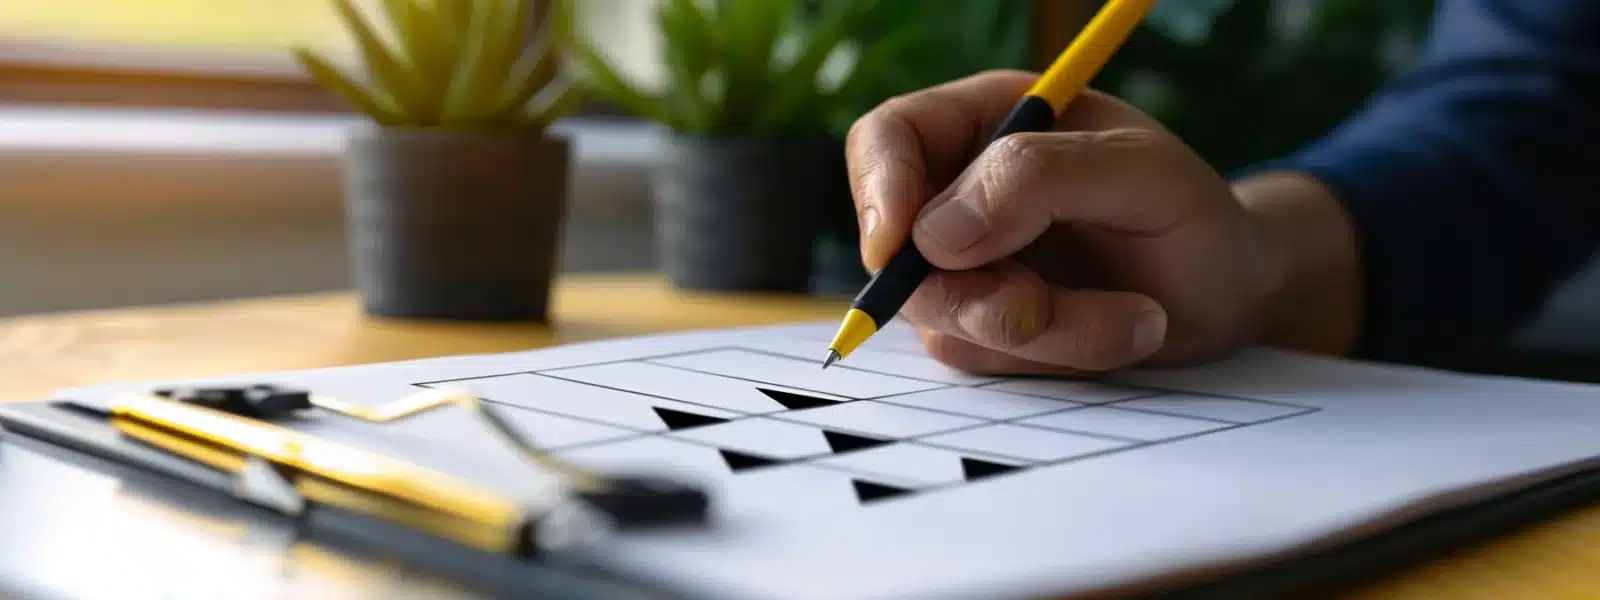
[50,319,1600,600]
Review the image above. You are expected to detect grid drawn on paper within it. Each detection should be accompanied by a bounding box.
[409,345,1321,507]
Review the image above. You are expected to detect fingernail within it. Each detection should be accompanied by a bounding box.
[957,279,1042,348]
[859,205,881,237]
[917,197,986,252]
[1132,310,1167,357]
[1018,307,1038,337]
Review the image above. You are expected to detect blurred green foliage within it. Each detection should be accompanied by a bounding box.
[839,0,1437,172]
[1098,0,1437,172]
[294,0,583,129]
[802,0,1034,135]
[558,0,922,136]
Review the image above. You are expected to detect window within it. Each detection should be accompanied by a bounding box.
[0,0,363,112]
[0,0,1084,316]
[0,1,664,317]
[0,0,649,114]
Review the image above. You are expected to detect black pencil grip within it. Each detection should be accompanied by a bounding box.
[847,95,1057,329]
[989,95,1057,143]
[852,242,931,326]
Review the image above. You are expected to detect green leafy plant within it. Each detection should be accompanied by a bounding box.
[837,0,1436,173]
[292,0,584,130]
[817,0,1030,135]
[555,0,918,136]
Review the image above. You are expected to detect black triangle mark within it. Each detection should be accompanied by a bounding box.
[960,457,1022,481]
[652,406,728,430]
[823,430,889,453]
[719,449,783,471]
[852,479,915,503]
[757,387,838,411]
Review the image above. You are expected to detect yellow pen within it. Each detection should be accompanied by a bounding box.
[107,387,712,555]
[824,0,1157,367]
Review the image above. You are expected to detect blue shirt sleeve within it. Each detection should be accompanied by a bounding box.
[1258,0,1600,365]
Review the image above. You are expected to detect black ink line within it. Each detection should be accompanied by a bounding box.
[862,396,1086,425]
[973,376,1322,413]
[407,346,747,386]
[729,346,972,387]
[532,371,787,418]
[525,346,749,376]
[641,358,950,402]
[1089,402,1249,425]
[963,382,1170,406]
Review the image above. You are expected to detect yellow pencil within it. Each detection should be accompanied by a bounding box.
[824,0,1157,367]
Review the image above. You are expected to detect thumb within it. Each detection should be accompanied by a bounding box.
[910,128,1200,271]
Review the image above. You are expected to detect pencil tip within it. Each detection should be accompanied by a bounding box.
[822,350,840,369]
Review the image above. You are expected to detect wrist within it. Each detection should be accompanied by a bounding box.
[1233,170,1364,357]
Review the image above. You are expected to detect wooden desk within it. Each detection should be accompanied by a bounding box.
[0,273,1595,599]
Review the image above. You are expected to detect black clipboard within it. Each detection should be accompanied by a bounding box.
[4,392,1599,600]
[0,393,715,600]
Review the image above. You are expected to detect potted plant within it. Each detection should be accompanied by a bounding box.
[555,0,914,293]
[292,0,584,321]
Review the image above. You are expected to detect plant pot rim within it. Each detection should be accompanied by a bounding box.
[346,123,572,144]
[657,128,841,146]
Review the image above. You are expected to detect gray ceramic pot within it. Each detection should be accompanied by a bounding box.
[652,132,847,292]
[342,127,569,321]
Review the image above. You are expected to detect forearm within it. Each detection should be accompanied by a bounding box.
[1233,171,1363,357]
[1225,0,1600,366]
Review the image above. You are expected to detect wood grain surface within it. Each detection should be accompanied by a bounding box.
[0,273,1594,598]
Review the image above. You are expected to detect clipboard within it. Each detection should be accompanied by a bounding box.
[4,383,1599,600]
[0,384,718,600]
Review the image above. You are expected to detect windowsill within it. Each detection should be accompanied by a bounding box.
[0,105,662,162]
[0,107,665,317]
[0,37,312,79]
[0,106,663,218]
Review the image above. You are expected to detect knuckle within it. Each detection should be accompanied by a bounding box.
[899,275,966,329]
[1089,127,1163,150]
[846,112,927,212]
[872,92,925,123]
[968,68,1036,86]
[988,132,1057,172]
[970,132,1061,217]
[931,277,971,324]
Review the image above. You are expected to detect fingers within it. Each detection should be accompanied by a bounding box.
[917,328,1087,376]
[897,262,1047,350]
[898,263,1168,373]
[911,126,1209,271]
[846,70,1038,271]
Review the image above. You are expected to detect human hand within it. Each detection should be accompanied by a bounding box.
[846,70,1292,375]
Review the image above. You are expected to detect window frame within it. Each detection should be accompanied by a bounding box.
[0,39,350,113]
[0,1,1083,115]
[0,36,626,116]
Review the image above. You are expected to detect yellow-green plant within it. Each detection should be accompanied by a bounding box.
[293,0,583,130]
